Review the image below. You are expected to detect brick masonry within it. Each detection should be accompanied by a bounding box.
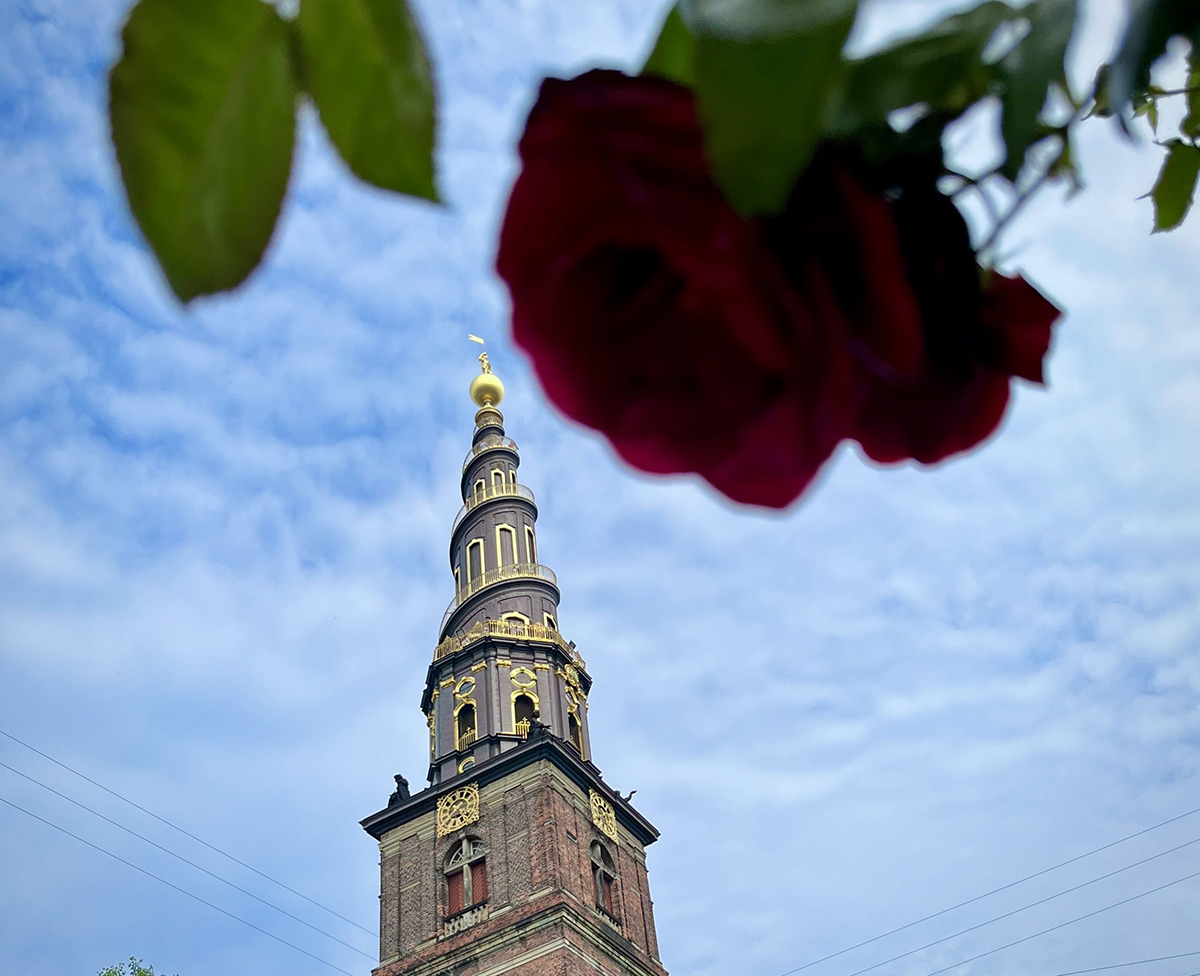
[372,758,667,976]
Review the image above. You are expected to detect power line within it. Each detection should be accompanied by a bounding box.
[777,803,1200,976]
[0,759,374,960]
[917,868,1200,976]
[1047,953,1200,976]
[0,793,358,976]
[840,835,1200,976]
[0,726,376,937]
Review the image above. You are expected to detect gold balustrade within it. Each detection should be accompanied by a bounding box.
[439,562,558,631]
[514,719,530,738]
[451,482,535,535]
[433,617,586,671]
[463,435,518,469]
[457,729,477,751]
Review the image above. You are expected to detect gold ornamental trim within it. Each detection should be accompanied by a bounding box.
[436,783,480,837]
[589,789,618,845]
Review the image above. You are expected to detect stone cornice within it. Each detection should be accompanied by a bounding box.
[361,732,659,847]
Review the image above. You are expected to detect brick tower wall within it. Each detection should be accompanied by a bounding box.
[374,759,666,976]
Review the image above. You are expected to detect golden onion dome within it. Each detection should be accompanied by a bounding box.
[469,370,504,408]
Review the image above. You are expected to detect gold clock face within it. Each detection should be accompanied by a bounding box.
[436,783,480,836]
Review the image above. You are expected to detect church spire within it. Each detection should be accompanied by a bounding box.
[421,343,590,785]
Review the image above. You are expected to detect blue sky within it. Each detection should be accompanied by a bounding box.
[1,1,1199,975]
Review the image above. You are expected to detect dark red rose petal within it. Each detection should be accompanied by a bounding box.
[980,273,1060,384]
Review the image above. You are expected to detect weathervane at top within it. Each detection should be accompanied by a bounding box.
[468,334,504,407]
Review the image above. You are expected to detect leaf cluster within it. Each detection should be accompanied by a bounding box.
[108,0,438,301]
[643,0,1200,237]
[98,957,176,976]
[644,0,1079,219]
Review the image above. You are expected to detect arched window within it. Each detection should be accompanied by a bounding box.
[508,467,517,484]
[525,526,537,564]
[501,611,529,625]
[496,525,517,567]
[445,838,487,915]
[456,703,477,751]
[473,479,485,500]
[543,613,557,631]
[513,694,535,737]
[467,539,485,581]
[457,756,475,773]
[568,713,582,754]
[590,841,616,915]
[492,469,504,488]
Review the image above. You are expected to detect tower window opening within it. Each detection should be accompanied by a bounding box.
[525,526,537,564]
[497,525,517,567]
[508,467,517,484]
[445,838,488,915]
[568,713,582,754]
[467,539,485,581]
[492,469,504,488]
[513,694,535,737]
[456,704,477,751]
[590,841,616,916]
[543,613,556,631]
[473,479,485,500]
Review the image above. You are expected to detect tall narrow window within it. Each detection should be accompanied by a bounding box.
[513,694,535,737]
[473,479,485,500]
[454,566,461,593]
[492,469,504,488]
[508,467,517,484]
[525,526,537,564]
[467,539,485,581]
[543,613,556,631]
[445,838,487,915]
[497,525,517,567]
[456,704,477,751]
[568,713,582,754]
[590,842,616,916]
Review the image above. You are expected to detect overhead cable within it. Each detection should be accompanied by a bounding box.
[917,867,1200,976]
[0,726,376,937]
[776,802,1200,976]
[841,834,1200,976]
[0,760,373,960]
[0,793,358,976]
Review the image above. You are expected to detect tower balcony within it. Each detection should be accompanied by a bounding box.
[451,482,536,536]
[440,562,559,634]
[463,435,518,470]
[433,617,587,671]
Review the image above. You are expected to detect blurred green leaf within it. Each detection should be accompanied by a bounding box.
[643,5,696,86]
[1182,54,1200,138]
[109,0,297,302]
[999,0,1076,180]
[689,0,858,215]
[825,1,1016,138]
[296,0,437,200]
[1151,139,1200,230]
[1109,0,1200,111]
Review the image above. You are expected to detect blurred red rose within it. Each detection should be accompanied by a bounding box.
[496,69,861,508]
[496,69,1060,508]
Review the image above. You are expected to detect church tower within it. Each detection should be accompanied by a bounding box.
[361,349,668,976]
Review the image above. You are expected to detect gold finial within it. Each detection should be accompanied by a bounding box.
[467,334,504,407]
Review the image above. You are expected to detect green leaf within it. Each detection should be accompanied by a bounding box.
[688,0,859,215]
[1151,139,1200,230]
[1109,0,1200,110]
[826,1,1017,138]
[296,0,437,201]
[109,0,297,302]
[999,0,1077,180]
[642,6,696,86]
[1182,54,1200,139]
